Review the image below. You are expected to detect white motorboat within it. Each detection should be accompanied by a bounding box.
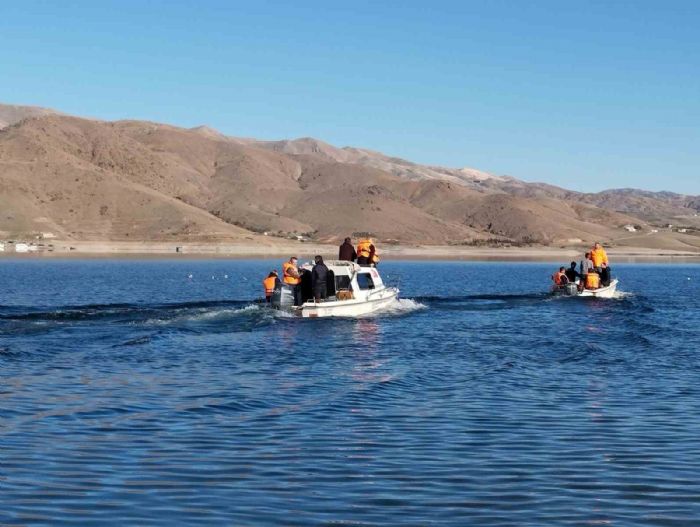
[270,260,399,318]
[552,279,619,299]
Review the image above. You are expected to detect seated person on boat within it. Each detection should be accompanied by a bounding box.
[552,267,569,287]
[282,256,302,306]
[262,270,279,303]
[564,261,580,283]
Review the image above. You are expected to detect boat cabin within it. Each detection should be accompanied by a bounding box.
[271,260,384,309]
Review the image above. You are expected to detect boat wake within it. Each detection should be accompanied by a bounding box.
[610,290,633,300]
[411,292,550,312]
[415,293,548,303]
[0,299,276,335]
[0,300,248,322]
[360,298,427,318]
[0,296,429,333]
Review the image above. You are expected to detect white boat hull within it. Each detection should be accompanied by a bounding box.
[552,279,619,298]
[271,260,401,318]
[299,287,399,318]
[578,279,618,298]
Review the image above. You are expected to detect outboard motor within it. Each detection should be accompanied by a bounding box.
[270,283,295,309]
[564,282,579,296]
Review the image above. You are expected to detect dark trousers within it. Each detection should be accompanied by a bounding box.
[357,256,369,266]
[292,285,302,306]
[313,284,327,301]
[594,266,611,286]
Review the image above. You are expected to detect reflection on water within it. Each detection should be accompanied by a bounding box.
[1,260,700,526]
[586,378,608,424]
[352,318,381,349]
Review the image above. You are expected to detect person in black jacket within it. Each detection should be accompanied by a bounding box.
[311,255,329,301]
[338,237,357,262]
[564,261,580,283]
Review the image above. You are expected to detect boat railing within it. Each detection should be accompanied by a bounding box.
[366,285,397,298]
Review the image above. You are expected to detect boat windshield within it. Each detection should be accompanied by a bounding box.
[356,273,375,290]
[336,274,351,290]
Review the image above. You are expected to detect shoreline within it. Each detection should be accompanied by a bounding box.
[1,241,700,263]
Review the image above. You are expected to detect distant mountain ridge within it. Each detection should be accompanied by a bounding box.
[0,103,62,129]
[1,103,699,251]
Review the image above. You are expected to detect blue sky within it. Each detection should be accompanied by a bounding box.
[1,1,698,193]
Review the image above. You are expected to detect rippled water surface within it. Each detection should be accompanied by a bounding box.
[2,259,700,526]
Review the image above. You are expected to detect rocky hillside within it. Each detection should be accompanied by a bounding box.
[1,103,698,249]
[0,104,62,130]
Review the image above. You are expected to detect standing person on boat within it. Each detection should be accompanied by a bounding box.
[357,238,378,266]
[282,256,302,306]
[369,244,380,267]
[338,237,357,262]
[356,238,373,266]
[262,270,279,303]
[311,255,329,302]
[590,242,609,272]
[579,252,595,290]
[580,252,594,276]
[590,242,611,286]
[552,267,569,286]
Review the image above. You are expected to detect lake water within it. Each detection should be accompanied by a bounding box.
[2,259,700,526]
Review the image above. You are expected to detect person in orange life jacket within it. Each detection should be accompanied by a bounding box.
[282,256,302,306]
[356,239,371,266]
[590,242,609,270]
[369,244,379,266]
[552,266,568,286]
[262,270,279,303]
[356,238,378,266]
[590,242,611,286]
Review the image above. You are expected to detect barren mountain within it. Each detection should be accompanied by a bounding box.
[0,104,61,130]
[256,137,511,189]
[576,189,700,222]
[1,103,698,249]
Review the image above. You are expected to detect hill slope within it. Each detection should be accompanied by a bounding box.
[0,103,698,249]
[0,104,61,130]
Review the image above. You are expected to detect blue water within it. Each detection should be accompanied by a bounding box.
[2,259,700,526]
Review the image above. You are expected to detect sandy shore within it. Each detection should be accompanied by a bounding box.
[2,240,700,262]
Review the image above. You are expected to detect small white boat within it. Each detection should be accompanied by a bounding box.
[271,260,399,318]
[552,279,619,299]
[578,279,618,298]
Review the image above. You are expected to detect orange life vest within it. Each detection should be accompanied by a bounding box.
[585,272,600,289]
[282,261,300,285]
[590,247,608,268]
[263,276,277,296]
[552,271,567,285]
[357,239,372,258]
